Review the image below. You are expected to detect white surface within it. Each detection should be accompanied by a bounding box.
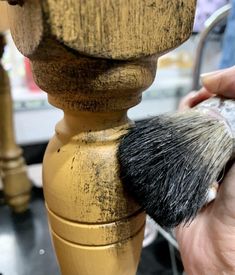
[14,108,63,145]
[28,163,42,188]
[129,98,178,120]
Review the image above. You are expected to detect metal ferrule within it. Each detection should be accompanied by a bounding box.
[196,96,235,155]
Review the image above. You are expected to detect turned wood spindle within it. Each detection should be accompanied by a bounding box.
[0,35,31,212]
[6,1,196,274]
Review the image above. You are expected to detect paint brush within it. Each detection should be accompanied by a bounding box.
[118,97,235,228]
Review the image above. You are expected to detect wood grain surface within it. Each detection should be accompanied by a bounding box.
[7,0,196,59]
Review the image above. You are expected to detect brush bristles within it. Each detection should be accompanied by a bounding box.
[118,110,233,228]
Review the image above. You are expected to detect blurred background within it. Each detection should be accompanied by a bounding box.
[0,0,234,274]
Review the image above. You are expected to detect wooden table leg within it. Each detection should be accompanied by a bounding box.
[0,34,31,212]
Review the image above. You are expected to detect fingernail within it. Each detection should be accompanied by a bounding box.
[200,71,219,84]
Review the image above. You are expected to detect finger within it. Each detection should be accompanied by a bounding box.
[201,66,235,98]
[178,88,213,111]
[178,91,197,111]
[190,88,214,107]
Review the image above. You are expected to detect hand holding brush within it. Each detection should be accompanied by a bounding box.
[176,66,235,275]
[118,66,235,229]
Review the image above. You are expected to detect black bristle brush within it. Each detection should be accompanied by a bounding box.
[118,97,235,228]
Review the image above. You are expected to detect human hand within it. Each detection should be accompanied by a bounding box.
[176,66,235,274]
[179,66,235,110]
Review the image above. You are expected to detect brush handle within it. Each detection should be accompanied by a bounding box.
[196,96,235,140]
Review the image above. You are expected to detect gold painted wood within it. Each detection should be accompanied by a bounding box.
[43,111,147,275]
[46,0,196,59]
[6,0,196,274]
[0,34,31,212]
[6,0,196,59]
[0,2,8,32]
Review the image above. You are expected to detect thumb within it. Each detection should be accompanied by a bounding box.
[201,66,235,98]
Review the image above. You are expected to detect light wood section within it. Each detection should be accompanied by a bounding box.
[0,2,8,32]
[5,0,196,274]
